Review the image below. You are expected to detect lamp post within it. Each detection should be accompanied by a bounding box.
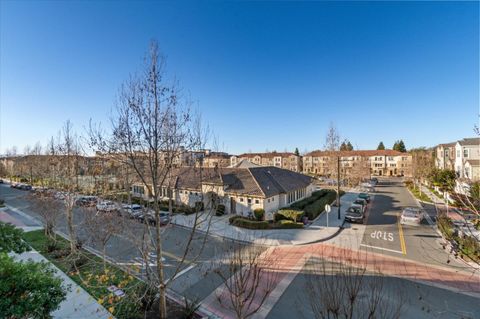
[337,156,341,220]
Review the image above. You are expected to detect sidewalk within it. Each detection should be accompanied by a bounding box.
[1,209,113,319]
[171,191,359,246]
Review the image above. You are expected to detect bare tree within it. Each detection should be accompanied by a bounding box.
[55,120,84,253]
[28,191,63,240]
[89,40,213,318]
[213,243,279,319]
[410,148,434,195]
[83,211,122,271]
[304,250,404,319]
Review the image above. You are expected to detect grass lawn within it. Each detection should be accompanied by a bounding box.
[22,230,189,319]
[406,184,432,203]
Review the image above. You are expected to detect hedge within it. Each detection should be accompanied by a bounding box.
[232,217,269,230]
[276,209,304,222]
[304,190,338,220]
[216,204,226,216]
[290,190,327,210]
[274,220,304,229]
[229,215,243,224]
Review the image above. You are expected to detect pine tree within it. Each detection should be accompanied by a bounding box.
[398,140,407,152]
[377,142,385,150]
[340,142,347,151]
[294,147,300,156]
[346,141,353,151]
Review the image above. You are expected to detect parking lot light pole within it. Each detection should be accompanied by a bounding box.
[337,156,341,220]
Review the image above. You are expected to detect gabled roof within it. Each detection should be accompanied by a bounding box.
[230,159,261,168]
[465,159,480,167]
[458,138,480,146]
[437,142,456,148]
[149,165,313,198]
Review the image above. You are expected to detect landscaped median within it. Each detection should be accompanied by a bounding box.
[21,230,190,319]
[405,181,432,203]
[229,189,343,230]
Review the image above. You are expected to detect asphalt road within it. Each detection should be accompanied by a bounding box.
[358,178,470,270]
[0,184,248,302]
[267,257,480,319]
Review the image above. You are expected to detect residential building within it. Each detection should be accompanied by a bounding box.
[131,163,315,219]
[230,152,302,172]
[454,138,480,181]
[198,152,231,168]
[434,142,456,170]
[302,150,412,177]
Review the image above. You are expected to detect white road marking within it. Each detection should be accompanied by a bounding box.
[360,243,404,255]
[165,264,196,284]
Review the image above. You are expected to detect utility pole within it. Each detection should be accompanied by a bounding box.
[337,156,341,220]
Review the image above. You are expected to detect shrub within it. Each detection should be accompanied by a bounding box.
[459,236,480,262]
[0,254,67,318]
[232,217,269,230]
[229,215,243,224]
[253,208,265,221]
[277,209,304,222]
[304,190,337,220]
[0,199,4,206]
[216,204,226,216]
[274,220,304,229]
[274,212,288,222]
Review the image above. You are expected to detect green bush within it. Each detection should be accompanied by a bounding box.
[229,215,243,224]
[254,208,265,221]
[0,254,68,318]
[274,212,287,222]
[304,190,337,220]
[459,236,480,262]
[216,204,226,216]
[290,190,327,210]
[194,201,204,212]
[232,217,269,230]
[274,220,304,229]
[277,209,304,222]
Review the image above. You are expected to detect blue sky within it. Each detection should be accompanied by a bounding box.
[1,1,478,155]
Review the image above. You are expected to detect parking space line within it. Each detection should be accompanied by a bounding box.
[397,213,407,255]
[359,243,404,255]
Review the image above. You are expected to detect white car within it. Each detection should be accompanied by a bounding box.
[96,201,119,212]
[400,207,424,225]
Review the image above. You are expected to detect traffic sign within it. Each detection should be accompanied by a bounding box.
[325,204,331,213]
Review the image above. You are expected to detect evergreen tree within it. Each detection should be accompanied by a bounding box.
[377,142,385,150]
[346,141,353,151]
[398,140,407,152]
[393,140,399,151]
[294,147,300,156]
[340,142,347,151]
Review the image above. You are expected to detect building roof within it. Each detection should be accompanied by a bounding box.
[458,138,480,146]
[230,159,261,168]
[158,165,313,198]
[437,142,457,148]
[465,159,480,167]
[236,151,297,158]
[304,150,406,157]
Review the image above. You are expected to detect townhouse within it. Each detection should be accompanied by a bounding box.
[454,138,480,181]
[302,150,412,178]
[435,142,456,170]
[230,152,302,172]
[131,163,315,219]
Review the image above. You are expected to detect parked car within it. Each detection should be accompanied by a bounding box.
[10,182,17,188]
[139,210,171,226]
[352,198,368,213]
[370,178,378,185]
[18,184,32,191]
[122,204,144,219]
[76,196,98,207]
[358,193,370,203]
[0,179,3,183]
[400,207,424,225]
[96,201,119,212]
[345,206,364,223]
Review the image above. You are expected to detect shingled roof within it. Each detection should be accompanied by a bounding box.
[458,138,480,146]
[156,165,313,198]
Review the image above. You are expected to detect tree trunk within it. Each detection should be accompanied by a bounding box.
[66,205,76,253]
[155,199,167,318]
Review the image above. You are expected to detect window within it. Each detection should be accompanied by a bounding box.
[240,198,244,202]
[267,198,270,203]
[272,197,274,202]
[464,149,469,158]
[255,199,259,204]
[457,150,460,157]
[247,198,252,204]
